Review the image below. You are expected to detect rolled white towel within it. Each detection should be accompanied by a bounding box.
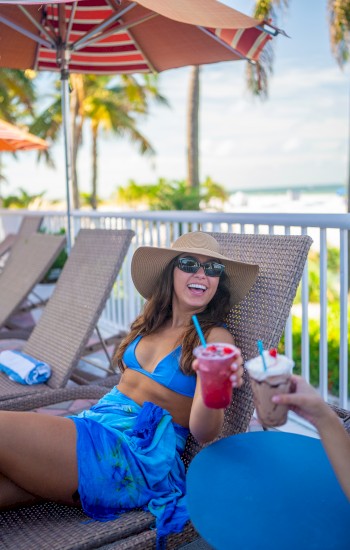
[0,350,51,385]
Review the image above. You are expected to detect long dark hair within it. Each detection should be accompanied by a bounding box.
[113,256,231,375]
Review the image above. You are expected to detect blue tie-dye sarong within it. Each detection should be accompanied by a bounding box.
[69,387,190,539]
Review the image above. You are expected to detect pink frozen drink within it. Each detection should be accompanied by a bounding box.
[194,343,237,409]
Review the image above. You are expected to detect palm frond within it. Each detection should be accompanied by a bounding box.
[248,1,289,98]
[328,0,350,66]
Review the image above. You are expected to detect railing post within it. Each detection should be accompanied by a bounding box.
[301,227,310,382]
[319,228,328,401]
[340,229,349,408]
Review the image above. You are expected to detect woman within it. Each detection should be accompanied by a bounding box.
[0,231,258,539]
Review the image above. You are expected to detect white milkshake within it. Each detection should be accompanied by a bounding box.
[246,349,294,428]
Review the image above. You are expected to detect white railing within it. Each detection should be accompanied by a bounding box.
[1,209,349,408]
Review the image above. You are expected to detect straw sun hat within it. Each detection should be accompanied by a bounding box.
[131,231,259,306]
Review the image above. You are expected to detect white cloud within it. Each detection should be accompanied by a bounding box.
[281,138,301,153]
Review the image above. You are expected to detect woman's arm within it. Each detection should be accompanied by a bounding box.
[273,375,350,501]
[189,328,243,445]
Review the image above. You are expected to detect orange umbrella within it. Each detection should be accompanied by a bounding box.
[0,119,49,152]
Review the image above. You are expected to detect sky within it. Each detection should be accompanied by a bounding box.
[1,0,349,201]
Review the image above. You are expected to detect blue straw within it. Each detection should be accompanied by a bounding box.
[192,315,207,347]
[257,340,268,371]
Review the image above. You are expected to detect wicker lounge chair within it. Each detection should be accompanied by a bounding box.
[0,214,43,267]
[0,228,134,402]
[0,232,313,550]
[0,232,66,331]
[330,404,350,434]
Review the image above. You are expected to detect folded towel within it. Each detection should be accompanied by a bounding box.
[0,350,51,385]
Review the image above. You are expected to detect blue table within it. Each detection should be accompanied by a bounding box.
[187,432,350,550]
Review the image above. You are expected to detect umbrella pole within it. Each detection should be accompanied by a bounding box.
[61,62,73,254]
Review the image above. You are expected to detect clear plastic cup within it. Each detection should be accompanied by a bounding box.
[245,352,294,427]
[194,343,237,409]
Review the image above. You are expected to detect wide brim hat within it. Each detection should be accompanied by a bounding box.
[131,231,259,306]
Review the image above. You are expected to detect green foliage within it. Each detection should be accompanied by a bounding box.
[252,0,289,21]
[52,247,68,271]
[1,187,45,208]
[150,179,201,211]
[328,0,350,66]
[0,68,36,121]
[294,247,341,303]
[201,176,229,207]
[39,227,68,281]
[0,70,167,207]
[115,178,158,207]
[79,192,102,208]
[115,177,200,210]
[279,244,348,397]
[328,246,340,271]
[247,1,289,97]
[115,177,228,211]
[279,301,349,397]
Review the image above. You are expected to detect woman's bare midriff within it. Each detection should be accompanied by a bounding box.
[117,369,194,428]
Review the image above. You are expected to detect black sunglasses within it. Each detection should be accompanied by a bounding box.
[176,256,225,277]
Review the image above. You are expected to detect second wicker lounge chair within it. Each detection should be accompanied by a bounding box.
[0,214,43,267]
[0,228,134,402]
[0,232,66,330]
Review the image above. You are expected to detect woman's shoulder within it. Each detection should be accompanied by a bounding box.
[207,325,234,344]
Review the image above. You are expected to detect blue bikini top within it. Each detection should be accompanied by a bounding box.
[122,335,196,398]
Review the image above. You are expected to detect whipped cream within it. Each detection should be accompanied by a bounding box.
[245,351,294,381]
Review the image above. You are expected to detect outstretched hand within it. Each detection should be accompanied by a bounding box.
[192,347,244,389]
[272,374,334,429]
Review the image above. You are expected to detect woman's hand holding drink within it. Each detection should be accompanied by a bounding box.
[193,343,243,409]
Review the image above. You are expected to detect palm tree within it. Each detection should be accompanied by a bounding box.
[0,66,169,213]
[0,68,36,123]
[28,81,62,172]
[29,74,85,209]
[187,65,200,195]
[70,74,85,210]
[327,0,350,211]
[253,0,350,284]
[1,186,45,208]
[30,74,86,209]
[80,74,166,210]
[246,1,289,97]
[0,68,38,199]
[34,73,167,210]
[327,0,350,282]
[186,2,289,201]
[252,0,350,203]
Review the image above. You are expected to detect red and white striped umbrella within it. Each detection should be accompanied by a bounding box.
[0,119,49,152]
[0,0,282,75]
[0,0,284,249]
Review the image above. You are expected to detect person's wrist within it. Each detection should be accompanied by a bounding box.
[314,403,338,434]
